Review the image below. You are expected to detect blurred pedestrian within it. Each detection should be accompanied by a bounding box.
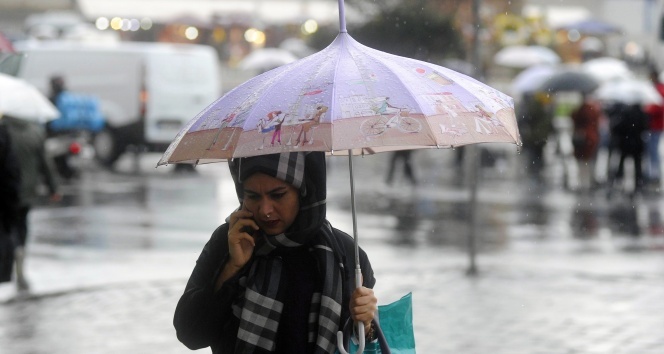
[385,150,417,186]
[608,103,650,196]
[516,91,554,181]
[4,115,61,291]
[48,75,66,107]
[645,69,664,186]
[173,152,378,353]
[46,75,105,179]
[47,75,72,178]
[0,119,21,284]
[571,94,602,191]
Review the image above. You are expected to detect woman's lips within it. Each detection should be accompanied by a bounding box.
[264,220,280,228]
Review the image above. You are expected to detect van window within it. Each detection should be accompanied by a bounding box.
[0,53,24,76]
[149,53,211,84]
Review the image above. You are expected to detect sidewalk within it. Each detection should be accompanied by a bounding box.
[2,151,664,354]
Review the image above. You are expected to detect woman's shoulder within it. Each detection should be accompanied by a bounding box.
[328,225,353,246]
[210,224,230,243]
[204,223,230,252]
[327,224,370,259]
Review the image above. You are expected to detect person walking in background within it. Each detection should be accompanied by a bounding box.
[4,115,61,291]
[645,69,664,187]
[608,103,650,197]
[0,119,21,285]
[516,91,554,182]
[571,93,602,191]
[385,150,418,186]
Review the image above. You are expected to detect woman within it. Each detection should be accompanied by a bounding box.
[174,152,378,353]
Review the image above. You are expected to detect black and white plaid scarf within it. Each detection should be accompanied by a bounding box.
[228,152,343,353]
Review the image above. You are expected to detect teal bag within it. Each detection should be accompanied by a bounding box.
[340,292,416,354]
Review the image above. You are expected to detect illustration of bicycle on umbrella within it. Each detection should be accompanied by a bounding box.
[360,96,422,138]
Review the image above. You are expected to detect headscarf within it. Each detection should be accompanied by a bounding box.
[227,152,343,353]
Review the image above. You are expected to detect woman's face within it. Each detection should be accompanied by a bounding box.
[242,172,300,235]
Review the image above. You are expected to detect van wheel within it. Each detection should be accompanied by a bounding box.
[93,128,122,168]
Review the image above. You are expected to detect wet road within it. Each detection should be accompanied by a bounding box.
[1,150,664,353]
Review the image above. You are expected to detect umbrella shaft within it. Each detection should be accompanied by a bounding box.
[348,152,360,267]
[338,0,347,33]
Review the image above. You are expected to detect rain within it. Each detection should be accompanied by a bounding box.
[2,1,664,354]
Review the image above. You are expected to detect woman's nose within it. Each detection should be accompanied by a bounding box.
[259,200,274,217]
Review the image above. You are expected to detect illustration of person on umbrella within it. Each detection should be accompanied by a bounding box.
[256,110,284,150]
[474,103,501,134]
[372,96,399,116]
[173,152,378,353]
[294,104,328,146]
[269,111,286,146]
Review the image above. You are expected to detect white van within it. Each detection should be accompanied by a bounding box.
[1,40,222,166]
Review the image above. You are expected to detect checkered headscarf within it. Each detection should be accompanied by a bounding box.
[228,152,343,353]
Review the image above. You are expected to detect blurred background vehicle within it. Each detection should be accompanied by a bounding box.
[0,40,222,169]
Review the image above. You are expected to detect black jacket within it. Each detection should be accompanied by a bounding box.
[173,222,375,353]
[0,122,21,283]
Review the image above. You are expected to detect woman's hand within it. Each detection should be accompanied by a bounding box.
[350,286,378,336]
[227,209,259,268]
[216,208,259,288]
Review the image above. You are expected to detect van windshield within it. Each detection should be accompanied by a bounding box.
[0,53,24,76]
[150,53,211,84]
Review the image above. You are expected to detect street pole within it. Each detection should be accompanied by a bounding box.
[466,0,482,276]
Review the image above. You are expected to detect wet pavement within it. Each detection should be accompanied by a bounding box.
[1,149,664,354]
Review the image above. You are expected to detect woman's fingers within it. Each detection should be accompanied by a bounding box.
[350,287,377,324]
[227,209,259,268]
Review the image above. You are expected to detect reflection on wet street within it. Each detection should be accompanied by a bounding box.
[2,151,664,353]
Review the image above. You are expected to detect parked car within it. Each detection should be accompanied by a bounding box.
[0,40,222,167]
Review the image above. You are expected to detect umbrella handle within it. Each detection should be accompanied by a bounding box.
[337,268,365,354]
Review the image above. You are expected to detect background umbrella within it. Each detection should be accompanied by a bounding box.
[0,72,60,122]
[159,1,519,352]
[536,68,600,94]
[279,37,315,58]
[510,64,557,97]
[493,45,560,69]
[582,57,634,84]
[238,47,299,72]
[595,79,663,105]
[558,18,622,36]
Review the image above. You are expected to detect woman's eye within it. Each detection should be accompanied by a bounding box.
[271,193,286,200]
[245,194,259,201]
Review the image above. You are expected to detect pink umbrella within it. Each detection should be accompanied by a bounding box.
[159,1,520,352]
[159,43,519,163]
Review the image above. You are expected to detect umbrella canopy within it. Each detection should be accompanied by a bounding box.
[493,45,560,69]
[558,18,622,36]
[595,79,663,105]
[582,57,634,84]
[510,64,557,97]
[238,47,299,71]
[159,32,519,164]
[0,73,60,122]
[536,68,599,94]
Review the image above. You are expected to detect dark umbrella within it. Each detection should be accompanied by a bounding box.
[536,69,600,94]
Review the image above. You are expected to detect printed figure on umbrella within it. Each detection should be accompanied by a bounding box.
[293,104,328,146]
[473,103,504,134]
[257,110,286,150]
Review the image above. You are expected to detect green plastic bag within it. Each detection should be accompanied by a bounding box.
[343,292,416,354]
